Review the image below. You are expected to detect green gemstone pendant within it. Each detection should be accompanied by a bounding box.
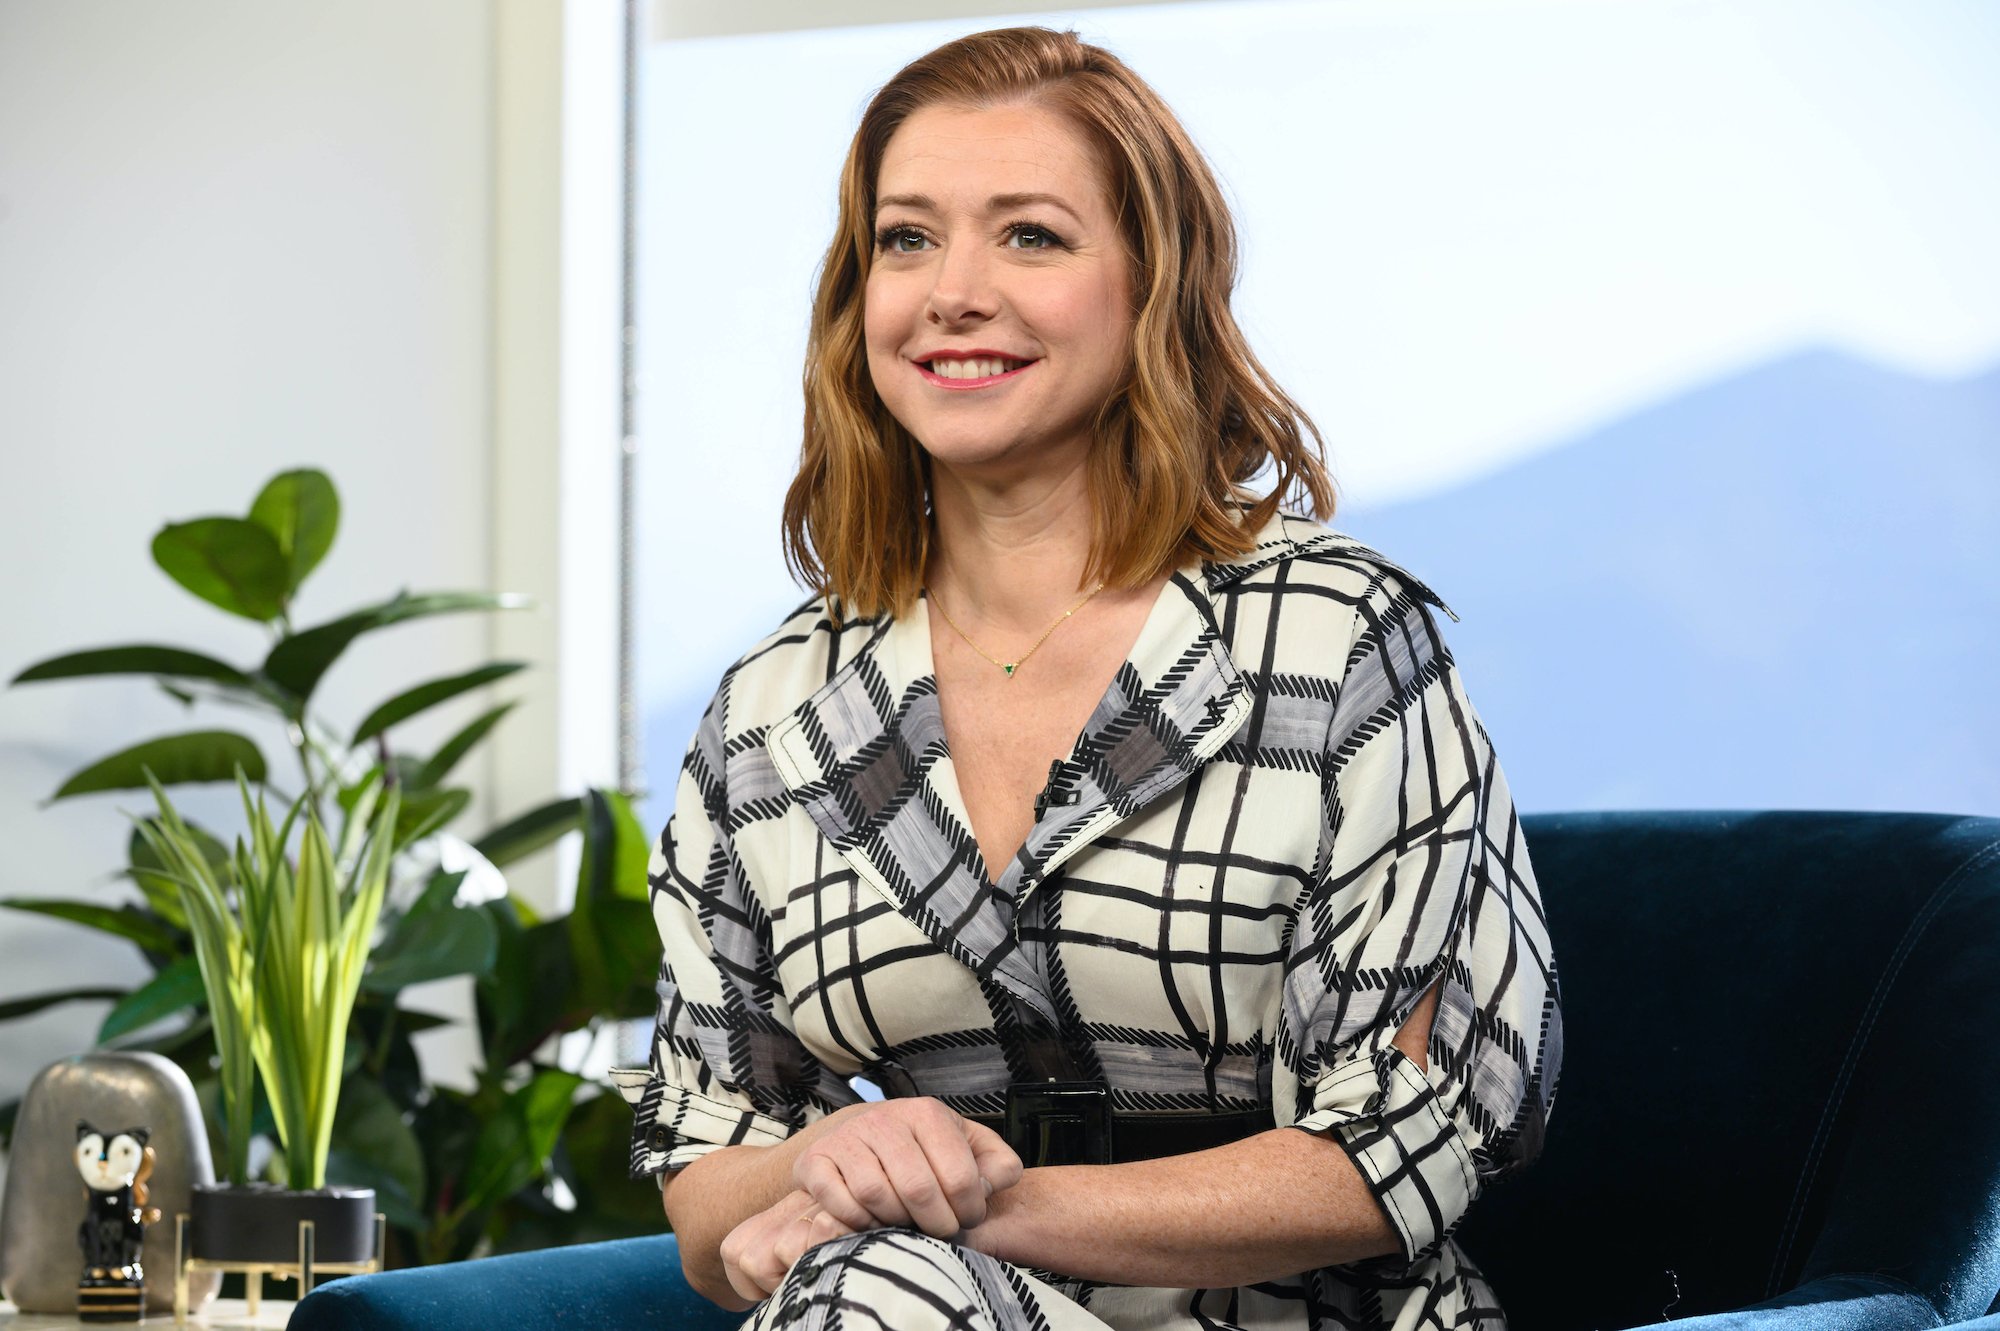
[1002,663,1018,677]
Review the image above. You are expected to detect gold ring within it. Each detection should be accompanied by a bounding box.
[795,1209,817,1224]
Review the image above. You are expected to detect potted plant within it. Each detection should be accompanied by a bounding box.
[0,466,665,1266]
[137,771,399,1265]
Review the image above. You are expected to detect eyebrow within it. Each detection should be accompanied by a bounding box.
[875,191,1084,222]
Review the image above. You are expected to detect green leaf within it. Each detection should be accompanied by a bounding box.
[248,469,340,594]
[0,987,127,1021]
[0,899,181,954]
[151,518,291,622]
[351,662,526,745]
[261,591,531,714]
[98,956,205,1041]
[50,731,267,800]
[327,1077,425,1230]
[11,646,254,690]
[569,790,658,1015]
[128,822,229,929]
[363,873,499,992]
[473,796,583,869]
[477,909,578,1064]
[415,702,518,789]
[457,1069,584,1217]
[394,787,472,849]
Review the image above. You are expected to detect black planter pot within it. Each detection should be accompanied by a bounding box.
[189,1183,376,1265]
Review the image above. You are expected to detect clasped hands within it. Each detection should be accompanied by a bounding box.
[719,1098,1024,1303]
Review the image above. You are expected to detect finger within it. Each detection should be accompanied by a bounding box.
[720,1213,773,1304]
[908,1113,990,1228]
[828,1134,916,1229]
[795,1145,881,1231]
[965,1119,1025,1191]
[873,1122,962,1238]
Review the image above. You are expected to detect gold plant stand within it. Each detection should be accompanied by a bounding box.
[171,1212,385,1325]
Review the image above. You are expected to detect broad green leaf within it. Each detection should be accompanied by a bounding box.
[0,898,181,954]
[0,987,126,1021]
[262,591,532,713]
[473,796,583,869]
[248,469,339,594]
[457,1069,583,1216]
[327,1069,425,1226]
[11,646,254,690]
[50,731,266,801]
[98,956,205,1041]
[351,662,526,745]
[364,872,499,992]
[558,1091,672,1226]
[151,518,290,622]
[477,910,578,1065]
[569,790,658,1014]
[393,787,472,849]
[415,701,518,789]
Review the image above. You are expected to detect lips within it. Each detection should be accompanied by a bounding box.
[915,353,1038,389]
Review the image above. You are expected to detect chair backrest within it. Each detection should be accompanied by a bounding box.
[1458,810,2000,1331]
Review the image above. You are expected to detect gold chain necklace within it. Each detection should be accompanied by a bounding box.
[928,582,1106,679]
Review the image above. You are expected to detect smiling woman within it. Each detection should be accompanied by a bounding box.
[618,25,1560,1331]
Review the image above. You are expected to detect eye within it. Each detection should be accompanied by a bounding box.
[874,224,931,254]
[1006,222,1065,251]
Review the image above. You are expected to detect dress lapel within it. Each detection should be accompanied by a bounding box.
[766,525,1285,1022]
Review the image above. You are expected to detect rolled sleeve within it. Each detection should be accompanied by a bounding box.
[1292,1046,1478,1265]
[612,1069,796,1175]
[1274,565,1562,1267]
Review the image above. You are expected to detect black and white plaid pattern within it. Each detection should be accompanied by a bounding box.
[617,511,1562,1331]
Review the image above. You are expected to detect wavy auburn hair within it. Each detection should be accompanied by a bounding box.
[781,26,1335,621]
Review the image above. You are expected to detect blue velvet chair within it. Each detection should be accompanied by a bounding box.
[290,810,2000,1330]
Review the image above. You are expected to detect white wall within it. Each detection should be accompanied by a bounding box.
[0,0,632,1199]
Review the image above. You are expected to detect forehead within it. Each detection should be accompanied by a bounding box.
[876,101,1111,213]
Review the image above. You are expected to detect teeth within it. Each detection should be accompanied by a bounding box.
[930,357,1024,379]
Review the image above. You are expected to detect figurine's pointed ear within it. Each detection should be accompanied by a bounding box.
[77,1119,97,1141]
[127,1127,150,1148]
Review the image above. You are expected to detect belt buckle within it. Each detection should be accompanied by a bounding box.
[1005,1080,1112,1167]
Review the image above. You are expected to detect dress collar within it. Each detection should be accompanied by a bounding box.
[764,515,1300,1021]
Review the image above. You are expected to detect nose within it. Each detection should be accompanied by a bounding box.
[925,237,999,326]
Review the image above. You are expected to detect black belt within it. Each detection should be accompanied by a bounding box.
[966,1081,1271,1168]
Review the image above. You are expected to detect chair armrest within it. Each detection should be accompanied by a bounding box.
[1600,1275,1944,1331]
[287,1234,747,1331]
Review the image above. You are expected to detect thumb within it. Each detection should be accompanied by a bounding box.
[964,1119,1025,1191]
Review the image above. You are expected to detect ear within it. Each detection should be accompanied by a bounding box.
[125,1127,150,1148]
[77,1119,97,1142]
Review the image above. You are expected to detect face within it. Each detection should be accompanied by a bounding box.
[864,100,1135,479]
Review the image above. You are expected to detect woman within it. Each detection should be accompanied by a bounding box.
[614,26,1560,1331]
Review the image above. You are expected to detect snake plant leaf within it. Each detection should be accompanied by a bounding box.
[472,796,584,869]
[0,898,182,954]
[10,645,255,690]
[98,955,205,1042]
[49,731,267,801]
[415,701,519,789]
[247,469,340,595]
[262,591,532,714]
[151,518,291,622]
[351,662,526,745]
[0,987,127,1021]
[127,820,229,930]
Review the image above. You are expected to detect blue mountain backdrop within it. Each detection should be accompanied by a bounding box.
[1342,347,2000,816]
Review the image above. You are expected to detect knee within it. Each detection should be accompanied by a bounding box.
[764,1230,991,1329]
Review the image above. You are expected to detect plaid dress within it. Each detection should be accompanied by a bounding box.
[615,510,1562,1331]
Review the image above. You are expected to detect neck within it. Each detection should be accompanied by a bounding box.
[926,454,1097,631]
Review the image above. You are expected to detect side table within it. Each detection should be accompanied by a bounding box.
[0,1299,293,1329]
